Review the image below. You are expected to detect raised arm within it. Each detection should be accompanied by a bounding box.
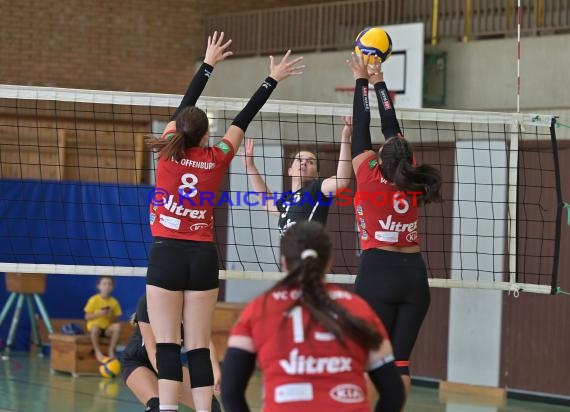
[238,139,279,214]
[163,31,233,134]
[369,67,402,139]
[347,53,376,172]
[222,50,304,153]
[321,116,353,195]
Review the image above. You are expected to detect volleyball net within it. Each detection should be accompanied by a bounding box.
[0,85,563,294]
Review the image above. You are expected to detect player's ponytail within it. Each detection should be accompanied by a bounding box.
[380,137,442,205]
[146,106,209,161]
[271,221,382,350]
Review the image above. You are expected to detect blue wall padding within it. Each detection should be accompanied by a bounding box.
[0,179,153,266]
[0,179,153,350]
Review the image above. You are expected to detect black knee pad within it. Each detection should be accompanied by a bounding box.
[186,348,214,388]
[368,361,405,412]
[156,343,183,382]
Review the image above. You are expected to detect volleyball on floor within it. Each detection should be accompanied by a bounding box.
[354,27,393,64]
[99,357,121,378]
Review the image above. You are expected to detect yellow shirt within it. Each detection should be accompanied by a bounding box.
[84,294,122,331]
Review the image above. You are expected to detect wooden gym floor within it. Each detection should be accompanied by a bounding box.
[0,353,568,412]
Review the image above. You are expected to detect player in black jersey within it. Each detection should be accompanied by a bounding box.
[239,117,353,235]
[122,295,221,412]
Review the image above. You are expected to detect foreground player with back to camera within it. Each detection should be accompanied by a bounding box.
[221,221,405,412]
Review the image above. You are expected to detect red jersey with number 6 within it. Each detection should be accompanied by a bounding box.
[355,153,420,249]
[149,129,235,242]
[230,284,389,412]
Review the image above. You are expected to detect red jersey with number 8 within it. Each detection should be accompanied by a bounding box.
[149,130,235,242]
[230,284,389,411]
[355,154,420,249]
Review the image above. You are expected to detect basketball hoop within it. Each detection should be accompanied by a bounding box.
[334,86,397,106]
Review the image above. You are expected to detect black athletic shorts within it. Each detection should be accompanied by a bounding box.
[121,353,155,382]
[89,326,115,337]
[146,237,219,291]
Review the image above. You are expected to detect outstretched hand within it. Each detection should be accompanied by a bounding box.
[347,52,371,80]
[204,31,233,66]
[368,61,384,85]
[341,116,352,142]
[237,138,255,168]
[269,50,305,82]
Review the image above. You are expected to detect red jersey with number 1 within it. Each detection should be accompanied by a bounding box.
[149,129,235,242]
[230,284,389,411]
[355,153,420,249]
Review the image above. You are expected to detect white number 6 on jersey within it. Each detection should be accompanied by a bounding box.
[392,191,409,214]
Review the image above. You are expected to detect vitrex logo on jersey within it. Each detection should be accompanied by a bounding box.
[279,348,352,375]
[163,195,207,219]
[329,384,365,403]
[379,215,418,233]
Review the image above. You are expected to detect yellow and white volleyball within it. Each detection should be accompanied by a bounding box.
[99,357,121,379]
[354,27,393,64]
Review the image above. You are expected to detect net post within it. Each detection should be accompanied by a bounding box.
[507,122,520,286]
[549,117,563,295]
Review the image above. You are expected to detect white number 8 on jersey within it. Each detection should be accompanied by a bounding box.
[179,173,199,198]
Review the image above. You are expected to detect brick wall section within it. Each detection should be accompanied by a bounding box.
[1,0,332,93]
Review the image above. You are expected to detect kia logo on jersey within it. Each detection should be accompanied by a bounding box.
[189,223,209,232]
[329,384,365,403]
[406,231,418,242]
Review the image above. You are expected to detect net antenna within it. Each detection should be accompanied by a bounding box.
[0,84,562,295]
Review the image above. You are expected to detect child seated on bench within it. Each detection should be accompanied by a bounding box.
[84,275,122,362]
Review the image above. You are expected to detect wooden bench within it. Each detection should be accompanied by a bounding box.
[45,319,133,377]
[43,302,245,377]
[49,333,111,377]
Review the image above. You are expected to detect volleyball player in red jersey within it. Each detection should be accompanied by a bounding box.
[347,53,442,400]
[221,221,405,412]
[145,30,305,412]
